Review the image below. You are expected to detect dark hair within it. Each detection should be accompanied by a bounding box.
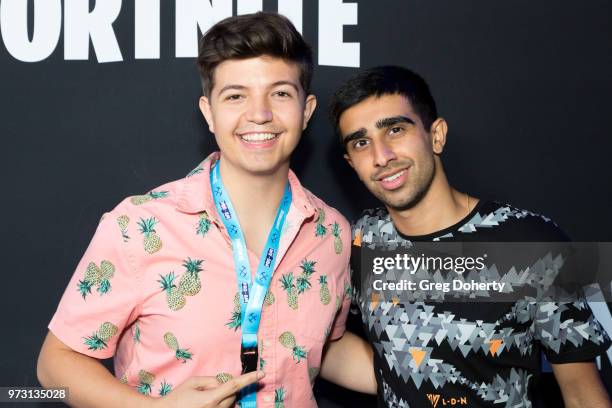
[329,66,438,140]
[197,12,313,97]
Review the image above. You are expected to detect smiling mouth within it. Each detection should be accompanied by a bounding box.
[383,170,405,182]
[239,132,280,143]
[378,169,407,182]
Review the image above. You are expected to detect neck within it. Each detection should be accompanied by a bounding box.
[388,163,474,237]
[217,158,289,227]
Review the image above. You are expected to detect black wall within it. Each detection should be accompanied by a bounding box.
[1,1,611,406]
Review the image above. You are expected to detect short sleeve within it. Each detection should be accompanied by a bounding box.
[329,263,352,341]
[49,211,141,359]
[533,299,611,364]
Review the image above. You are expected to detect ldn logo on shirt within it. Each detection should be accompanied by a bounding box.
[426,394,468,407]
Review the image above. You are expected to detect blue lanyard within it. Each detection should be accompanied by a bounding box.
[211,161,291,408]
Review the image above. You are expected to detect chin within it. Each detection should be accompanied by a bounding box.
[374,187,418,211]
[240,160,287,176]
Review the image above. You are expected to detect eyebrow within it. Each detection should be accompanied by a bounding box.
[342,128,367,147]
[216,81,300,97]
[342,115,415,147]
[217,84,246,96]
[375,115,415,129]
[271,80,300,93]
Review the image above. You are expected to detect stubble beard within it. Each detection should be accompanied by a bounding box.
[374,155,436,212]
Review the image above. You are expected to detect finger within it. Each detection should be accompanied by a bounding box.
[185,376,221,390]
[217,394,237,408]
[211,371,265,399]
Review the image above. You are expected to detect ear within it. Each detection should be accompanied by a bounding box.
[430,118,448,154]
[344,152,354,169]
[302,94,317,130]
[199,96,215,134]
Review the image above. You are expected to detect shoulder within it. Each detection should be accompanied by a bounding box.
[351,206,395,245]
[468,200,570,241]
[303,188,350,231]
[353,207,389,231]
[109,176,187,220]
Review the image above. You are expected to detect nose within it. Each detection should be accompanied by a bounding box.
[245,95,273,124]
[372,139,396,167]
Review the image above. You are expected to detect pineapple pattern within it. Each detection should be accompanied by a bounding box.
[83,322,118,351]
[137,370,155,395]
[275,387,286,408]
[279,331,307,363]
[158,259,205,311]
[315,208,327,237]
[186,165,203,177]
[296,259,316,294]
[344,280,353,299]
[164,332,193,363]
[280,272,298,310]
[216,372,233,384]
[158,272,186,311]
[259,340,266,371]
[264,291,275,306]
[177,258,204,296]
[332,222,343,254]
[77,261,115,299]
[158,380,172,396]
[77,262,100,299]
[52,155,351,404]
[319,275,331,305]
[133,321,141,343]
[130,190,168,206]
[196,211,211,237]
[137,217,162,254]
[315,208,342,255]
[313,208,345,254]
[117,215,130,242]
[226,292,242,331]
[98,260,115,294]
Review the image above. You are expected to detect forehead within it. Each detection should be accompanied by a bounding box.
[338,94,419,133]
[211,56,301,92]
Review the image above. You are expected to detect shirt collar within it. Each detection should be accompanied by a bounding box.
[176,152,317,219]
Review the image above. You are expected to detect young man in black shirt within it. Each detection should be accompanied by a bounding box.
[320,66,611,407]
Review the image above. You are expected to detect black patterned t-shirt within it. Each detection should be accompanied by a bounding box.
[350,200,611,408]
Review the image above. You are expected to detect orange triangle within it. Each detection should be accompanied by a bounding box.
[370,292,380,310]
[488,339,503,356]
[392,296,400,306]
[410,347,426,367]
[353,230,362,247]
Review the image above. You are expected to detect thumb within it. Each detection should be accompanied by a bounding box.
[211,371,265,400]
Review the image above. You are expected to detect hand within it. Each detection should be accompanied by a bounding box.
[152,371,265,408]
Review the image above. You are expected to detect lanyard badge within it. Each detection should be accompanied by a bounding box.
[211,162,292,406]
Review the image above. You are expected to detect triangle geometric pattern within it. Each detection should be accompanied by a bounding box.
[352,201,611,407]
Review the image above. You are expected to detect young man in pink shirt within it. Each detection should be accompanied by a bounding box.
[37,12,351,408]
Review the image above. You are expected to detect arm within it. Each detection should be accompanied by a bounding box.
[551,361,611,408]
[320,331,377,394]
[37,331,152,408]
[37,331,264,408]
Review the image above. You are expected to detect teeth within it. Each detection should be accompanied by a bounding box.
[240,133,277,142]
[382,170,405,182]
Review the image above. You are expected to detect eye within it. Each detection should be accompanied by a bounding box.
[273,90,292,98]
[351,139,370,150]
[389,126,404,135]
[225,94,244,101]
